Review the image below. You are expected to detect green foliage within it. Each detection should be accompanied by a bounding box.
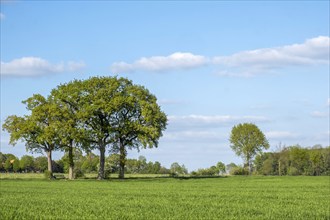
[191,161,227,176]
[229,166,249,175]
[170,162,188,176]
[2,94,60,176]
[73,168,85,179]
[34,156,48,172]
[192,166,219,176]
[254,145,330,176]
[43,170,53,179]
[80,153,99,173]
[60,148,84,173]
[0,152,6,171]
[216,161,226,174]
[226,162,238,174]
[50,76,167,179]
[12,159,20,172]
[20,155,35,172]
[230,123,269,174]
[0,177,328,219]
[3,154,18,172]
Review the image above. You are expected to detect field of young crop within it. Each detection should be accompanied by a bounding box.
[0,176,329,219]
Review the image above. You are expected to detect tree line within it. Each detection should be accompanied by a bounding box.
[0,151,171,177]
[0,151,196,177]
[2,144,328,177]
[254,145,330,176]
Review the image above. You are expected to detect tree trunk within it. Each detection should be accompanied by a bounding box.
[118,142,126,179]
[97,144,106,180]
[247,156,252,175]
[46,150,54,179]
[68,144,74,180]
[278,161,281,176]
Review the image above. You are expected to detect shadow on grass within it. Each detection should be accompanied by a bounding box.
[81,175,228,181]
[0,172,228,181]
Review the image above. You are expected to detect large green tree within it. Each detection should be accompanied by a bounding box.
[71,76,167,179]
[229,123,269,174]
[108,80,167,179]
[76,77,129,180]
[20,155,35,172]
[50,80,89,179]
[2,94,61,178]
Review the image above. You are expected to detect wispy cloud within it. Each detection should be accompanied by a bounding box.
[158,99,186,105]
[214,36,330,77]
[214,36,329,68]
[310,111,328,118]
[327,98,330,106]
[111,52,208,74]
[110,36,329,76]
[0,13,5,20]
[168,114,269,129]
[1,57,86,77]
[265,131,299,140]
[163,130,225,142]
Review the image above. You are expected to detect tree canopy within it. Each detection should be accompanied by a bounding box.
[3,76,167,180]
[229,123,269,174]
[2,94,61,178]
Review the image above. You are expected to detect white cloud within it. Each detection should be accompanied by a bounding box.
[1,57,86,77]
[265,131,298,140]
[0,13,5,20]
[213,36,329,77]
[163,130,225,142]
[158,99,186,105]
[310,111,328,118]
[111,52,209,74]
[168,114,269,129]
[327,98,330,106]
[110,36,329,77]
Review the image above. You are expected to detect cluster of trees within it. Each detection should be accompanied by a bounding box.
[2,77,167,179]
[0,153,48,173]
[254,145,330,176]
[228,124,329,176]
[0,151,172,176]
[2,145,328,177]
[106,155,171,175]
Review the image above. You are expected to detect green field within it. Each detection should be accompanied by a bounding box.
[0,176,329,220]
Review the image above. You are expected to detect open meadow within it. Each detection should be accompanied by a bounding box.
[0,175,329,219]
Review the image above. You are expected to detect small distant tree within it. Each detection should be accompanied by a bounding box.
[81,153,99,173]
[34,156,48,172]
[3,154,19,172]
[216,162,226,175]
[229,123,269,174]
[152,161,161,174]
[0,153,6,172]
[170,162,187,176]
[20,155,35,172]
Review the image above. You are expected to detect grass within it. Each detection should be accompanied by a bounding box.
[0,175,329,219]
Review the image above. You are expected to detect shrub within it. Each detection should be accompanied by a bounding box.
[169,172,178,177]
[73,168,85,179]
[288,167,300,176]
[44,170,55,179]
[230,166,249,175]
[104,169,112,179]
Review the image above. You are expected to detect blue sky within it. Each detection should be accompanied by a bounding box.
[1,1,329,171]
